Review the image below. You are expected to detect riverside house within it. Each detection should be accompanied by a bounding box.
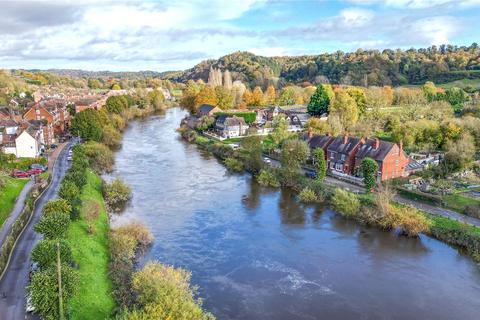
[215,115,249,138]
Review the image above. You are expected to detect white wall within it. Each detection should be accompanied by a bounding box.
[15,131,40,158]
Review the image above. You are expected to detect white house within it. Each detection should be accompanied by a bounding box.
[15,129,42,158]
[215,115,249,138]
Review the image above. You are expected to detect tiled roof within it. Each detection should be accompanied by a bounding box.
[328,136,363,155]
[355,139,394,162]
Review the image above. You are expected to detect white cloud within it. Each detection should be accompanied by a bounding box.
[345,0,480,8]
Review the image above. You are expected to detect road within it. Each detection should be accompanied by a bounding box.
[0,143,71,320]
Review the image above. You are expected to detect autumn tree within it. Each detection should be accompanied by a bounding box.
[181,80,201,111]
[265,85,276,105]
[280,139,310,187]
[271,115,290,146]
[422,81,438,102]
[330,90,359,129]
[214,86,233,110]
[242,89,253,106]
[194,85,218,108]
[71,109,103,142]
[251,86,264,106]
[277,87,297,106]
[223,70,233,90]
[307,84,334,115]
[345,87,367,114]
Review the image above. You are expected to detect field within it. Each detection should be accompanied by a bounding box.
[0,176,28,227]
[438,78,480,90]
[67,170,115,319]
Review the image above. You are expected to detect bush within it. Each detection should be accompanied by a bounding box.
[464,205,480,218]
[31,239,73,269]
[59,180,80,207]
[331,189,361,217]
[27,265,79,320]
[257,169,281,188]
[64,168,87,189]
[42,199,72,217]
[119,261,215,320]
[397,207,431,237]
[34,212,70,239]
[102,125,122,148]
[298,187,318,203]
[83,142,114,173]
[103,178,132,213]
[223,157,244,172]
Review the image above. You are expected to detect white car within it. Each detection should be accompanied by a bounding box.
[67,156,73,161]
[263,157,271,164]
[26,295,35,313]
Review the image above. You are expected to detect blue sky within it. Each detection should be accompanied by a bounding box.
[1,0,479,71]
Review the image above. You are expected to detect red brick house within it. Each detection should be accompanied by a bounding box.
[326,135,364,175]
[74,96,106,113]
[305,132,334,159]
[23,104,55,145]
[354,138,409,181]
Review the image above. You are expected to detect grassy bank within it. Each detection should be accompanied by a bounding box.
[67,170,115,319]
[0,176,28,227]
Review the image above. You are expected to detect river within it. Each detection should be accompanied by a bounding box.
[109,107,480,320]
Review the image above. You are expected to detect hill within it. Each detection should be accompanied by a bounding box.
[164,44,480,88]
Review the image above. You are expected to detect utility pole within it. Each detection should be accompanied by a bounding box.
[57,242,65,320]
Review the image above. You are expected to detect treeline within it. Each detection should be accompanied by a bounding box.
[167,44,480,87]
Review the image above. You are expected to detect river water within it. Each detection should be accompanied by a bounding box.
[109,108,480,320]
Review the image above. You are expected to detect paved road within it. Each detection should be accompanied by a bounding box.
[0,179,34,246]
[0,143,71,320]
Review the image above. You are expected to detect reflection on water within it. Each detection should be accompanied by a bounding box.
[108,108,480,320]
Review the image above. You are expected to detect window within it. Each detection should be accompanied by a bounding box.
[341,154,345,161]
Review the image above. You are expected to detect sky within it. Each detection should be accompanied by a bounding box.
[1,0,479,72]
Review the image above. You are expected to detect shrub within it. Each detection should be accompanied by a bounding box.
[397,207,431,237]
[102,125,122,148]
[58,180,80,207]
[223,157,244,172]
[64,168,87,189]
[42,199,72,217]
[298,187,318,203]
[331,189,361,217]
[83,142,114,173]
[27,265,79,320]
[103,178,132,213]
[464,205,480,218]
[112,221,154,252]
[257,169,280,188]
[119,261,215,320]
[34,212,70,239]
[361,157,378,192]
[31,239,73,269]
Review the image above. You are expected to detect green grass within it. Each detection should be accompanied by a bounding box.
[443,193,480,213]
[39,172,50,180]
[67,170,115,320]
[222,137,243,144]
[0,176,28,227]
[438,78,480,90]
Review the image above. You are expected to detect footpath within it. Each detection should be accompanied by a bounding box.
[0,143,68,247]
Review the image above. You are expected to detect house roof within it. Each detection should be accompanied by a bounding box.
[0,119,19,127]
[217,115,247,126]
[355,139,394,162]
[198,104,216,114]
[328,135,363,155]
[307,134,334,150]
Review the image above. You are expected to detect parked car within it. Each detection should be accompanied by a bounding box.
[263,157,271,164]
[26,168,43,175]
[30,164,47,172]
[11,170,30,178]
[305,170,317,179]
[50,144,57,149]
[25,295,35,313]
[67,156,73,161]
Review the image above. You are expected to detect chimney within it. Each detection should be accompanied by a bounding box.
[399,140,403,155]
[374,138,380,149]
[343,133,348,144]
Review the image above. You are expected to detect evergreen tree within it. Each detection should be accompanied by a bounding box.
[361,157,378,192]
[313,148,327,181]
[307,84,334,116]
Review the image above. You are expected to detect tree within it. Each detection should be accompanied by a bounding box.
[345,87,367,114]
[270,115,290,146]
[106,95,129,114]
[27,265,79,320]
[103,178,132,213]
[181,80,200,111]
[331,188,360,217]
[265,85,276,105]
[207,66,222,87]
[31,240,73,269]
[312,148,327,181]
[71,109,103,141]
[34,212,71,239]
[361,157,378,192]
[444,132,476,173]
[111,84,121,90]
[147,90,165,110]
[121,261,214,320]
[330,90,359,129]
[277,87,297,106]
[223,70,233,90]
[83,142,115,173]
[444,87,470,111]
[251,86,264,106]
[280,139,310,186]
[422,81,437,102]
[307,84,334,115]
[102,125,122,148]
[59,180,80,206]
[241,135,263,173]
[214,86,233,110]
[87,78,102,89]
[242,89,253,106]
[194,86,218,107]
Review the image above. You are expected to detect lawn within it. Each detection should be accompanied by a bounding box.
[438,77,480,90]
[0,176,28,227]
[67,170,115,320]
[443,193,480,213]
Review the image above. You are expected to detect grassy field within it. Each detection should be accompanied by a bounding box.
[67,170,115,320]
[0,176,28,227]
[438,78,480,90]
[443,193,480,213]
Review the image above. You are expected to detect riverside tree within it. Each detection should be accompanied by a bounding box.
[361,157,378,192]
[312,148,327,181]
[280,139,309,186]
[307,84,334,116]
[71,109,103,141]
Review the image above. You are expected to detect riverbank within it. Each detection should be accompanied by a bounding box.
[180,124,480,263]
[67,170,115,319]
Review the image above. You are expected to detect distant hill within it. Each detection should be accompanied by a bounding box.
[25,69,166,79]
[164,44,480,87]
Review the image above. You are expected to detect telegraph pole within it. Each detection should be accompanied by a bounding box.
[57,242,65,320]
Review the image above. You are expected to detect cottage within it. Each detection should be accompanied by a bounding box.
[14,127,43,158]
[23,105,55,145]
[197,104,221,117]
[353,138,409,181]
[215,115,249,138]
[326,135,364,175]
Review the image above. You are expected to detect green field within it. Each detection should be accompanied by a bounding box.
[438,78,480,90]
[0,176,28,227]
[443,193,480,213]
[67,170,115,319]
